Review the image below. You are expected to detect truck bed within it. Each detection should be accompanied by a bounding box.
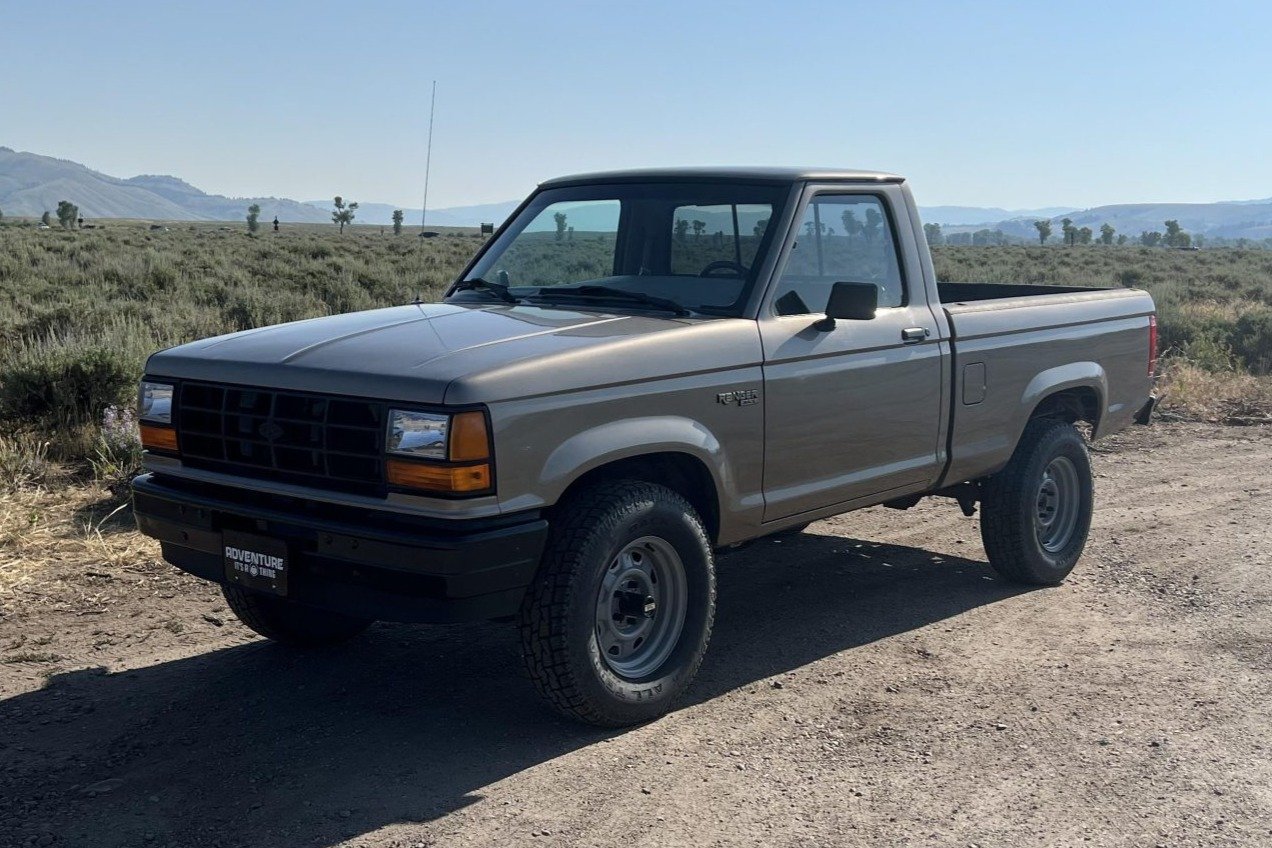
[936,281,1155,489]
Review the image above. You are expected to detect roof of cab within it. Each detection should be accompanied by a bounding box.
[539,166,905,188]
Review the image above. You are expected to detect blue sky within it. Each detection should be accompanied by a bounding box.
[4,1,1270,210]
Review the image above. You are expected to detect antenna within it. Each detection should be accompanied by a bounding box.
[421,80,437,229]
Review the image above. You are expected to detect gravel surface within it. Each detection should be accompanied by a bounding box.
[1,422,1269,847]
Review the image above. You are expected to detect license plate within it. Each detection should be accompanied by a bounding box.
[223,530,289,596]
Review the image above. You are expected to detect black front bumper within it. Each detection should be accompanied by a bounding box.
[132,474,549,623]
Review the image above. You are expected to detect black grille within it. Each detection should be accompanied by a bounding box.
[176,382,387,496]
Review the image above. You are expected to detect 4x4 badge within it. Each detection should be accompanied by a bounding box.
[716,389,759,407]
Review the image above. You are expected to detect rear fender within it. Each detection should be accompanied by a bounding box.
[1019,362,1107,439]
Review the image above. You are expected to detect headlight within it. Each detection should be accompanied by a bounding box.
[387,410,450,459]
[139,381,174,424]
[385,409,493,495]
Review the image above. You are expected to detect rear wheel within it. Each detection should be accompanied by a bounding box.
[519,480,716,727]
[221,585,373,647]
[980,419,1094,585]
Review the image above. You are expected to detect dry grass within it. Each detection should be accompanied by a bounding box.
[1157,360,1272,424]
[0,482,158,599]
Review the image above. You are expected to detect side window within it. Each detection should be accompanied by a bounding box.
[490,199,620,287]
[669,204,773,276]
[771,194,905,316]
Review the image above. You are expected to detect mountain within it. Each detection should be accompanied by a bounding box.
[0,147,330,222]
[4,147,1271,238]
[919,205,1079,226]
[304,200,521,227]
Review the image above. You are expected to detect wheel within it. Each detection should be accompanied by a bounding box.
[221,585,373,647]
[980,418,1094,585]
[518,480,716,727]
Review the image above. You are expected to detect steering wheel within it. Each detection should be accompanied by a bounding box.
[698,260,748,278]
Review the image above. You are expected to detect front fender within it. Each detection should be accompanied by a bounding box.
[537,416,730,506]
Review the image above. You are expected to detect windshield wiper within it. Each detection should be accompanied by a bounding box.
[450,277,520,304]
[528,285,691,316]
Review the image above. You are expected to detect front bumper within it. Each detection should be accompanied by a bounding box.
[132,473,549,623]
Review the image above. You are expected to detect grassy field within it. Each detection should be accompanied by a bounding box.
[1,222,1269,490]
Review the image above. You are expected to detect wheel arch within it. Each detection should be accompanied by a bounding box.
[551,450,722,545]
[1020,362,1106,437]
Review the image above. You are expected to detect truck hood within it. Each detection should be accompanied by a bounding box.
[145,302,761,404]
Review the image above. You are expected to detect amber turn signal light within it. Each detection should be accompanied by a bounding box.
[386,458,491,493]
[448,411,491,461]
[140,423,179,453]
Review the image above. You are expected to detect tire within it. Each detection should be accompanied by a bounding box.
[519,480,716,727]
[980,418,1094,585]
[221,585,373,647]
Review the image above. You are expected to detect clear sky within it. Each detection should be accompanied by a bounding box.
[4,0,1270,211]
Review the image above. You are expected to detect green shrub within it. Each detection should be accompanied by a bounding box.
[0,331,148,447]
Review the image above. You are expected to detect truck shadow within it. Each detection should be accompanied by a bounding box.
[2,532,1027,847]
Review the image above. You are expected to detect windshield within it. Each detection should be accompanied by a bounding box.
[451,182,791,316]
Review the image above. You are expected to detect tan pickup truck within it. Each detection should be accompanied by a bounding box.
[132,168,1157,725]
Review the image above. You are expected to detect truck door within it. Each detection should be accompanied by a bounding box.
[759,187,946,521]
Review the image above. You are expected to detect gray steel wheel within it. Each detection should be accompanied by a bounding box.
[981,418,1094,586]
[1035,456,1080,553]
[594,535,688,679]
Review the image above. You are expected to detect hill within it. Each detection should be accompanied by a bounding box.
[0,147,329,222]
[4,146,1271,238]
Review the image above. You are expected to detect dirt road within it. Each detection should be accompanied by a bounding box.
[2,422,1269,848]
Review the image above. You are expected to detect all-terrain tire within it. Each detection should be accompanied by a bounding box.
[221,585,373,647]
[519,480,716,727]
[980,418,1094,585]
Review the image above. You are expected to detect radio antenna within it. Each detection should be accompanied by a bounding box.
[421,80,437,229]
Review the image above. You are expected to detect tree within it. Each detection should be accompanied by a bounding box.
[692,219,706,238]
[1061,217,1075,246]
[841,210,862,239]
[1076,226,1093,245]
[41,210,52,226]
[863,208,882,243]
[1163,219,1190,248]
[1034,219,1052,245]
[56,200,79,230]
[1099,223,1115,245]
[1117,234,1128,246]
[1140,230,1162,247]
[553,211,567,242]
[753,218,769,238]
[674,218,690,242]
[391,209,404,235]
[331,196,358,233]
[246,203,261,234]
[923,222,944,245]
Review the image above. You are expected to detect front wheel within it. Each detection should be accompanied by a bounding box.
[980,419,1094,585]
[519,481,716,727]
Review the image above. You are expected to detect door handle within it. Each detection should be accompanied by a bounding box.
[902,327,930,343]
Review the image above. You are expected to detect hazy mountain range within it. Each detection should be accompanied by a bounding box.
[4,146,1272,239]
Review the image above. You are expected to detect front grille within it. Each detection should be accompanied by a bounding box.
[176,382,387,496]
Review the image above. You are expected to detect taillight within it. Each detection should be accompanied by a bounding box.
[1147,314,1158,377]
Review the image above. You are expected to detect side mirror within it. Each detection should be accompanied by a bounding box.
[816,282,878,331]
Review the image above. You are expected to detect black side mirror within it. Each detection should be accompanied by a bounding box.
[816,282,878,331]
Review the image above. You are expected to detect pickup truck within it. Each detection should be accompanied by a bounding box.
[132,167,1157,726]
